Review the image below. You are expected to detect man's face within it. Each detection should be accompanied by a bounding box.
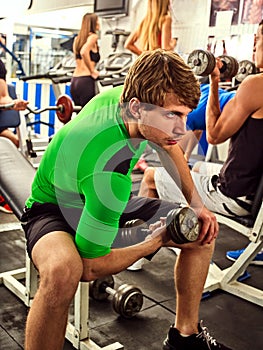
[137,93,191,148]
[255,24,263,69]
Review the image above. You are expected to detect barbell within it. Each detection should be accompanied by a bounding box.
[0,95,81,124]
[113,206,200,249]
[25,94,82,124]
[89,275,143,318]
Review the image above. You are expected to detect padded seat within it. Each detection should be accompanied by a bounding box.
[0,137,35,219]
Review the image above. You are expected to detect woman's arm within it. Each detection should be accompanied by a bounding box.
[161,15,173,50]
[124,30,142,56]
[80,34,99,78]
[0,79,28,110]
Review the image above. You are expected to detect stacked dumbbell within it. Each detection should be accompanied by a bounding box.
[187,49,257,83]
[89,275,143,318]
[113,206,200,249]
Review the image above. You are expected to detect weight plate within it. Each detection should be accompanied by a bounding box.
[235,60,257,83]
[167,207,199,244]
[187,50,215,76]
[112,284,143,318]
[56,94,73,124]
[219,55,239,80]
[122,219,149,246]
[89,275,114,301]
[178,207,199,242]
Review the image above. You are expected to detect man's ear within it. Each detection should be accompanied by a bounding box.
[129,98,141,119]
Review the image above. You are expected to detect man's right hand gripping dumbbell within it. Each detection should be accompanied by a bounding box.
[113,206,200,253]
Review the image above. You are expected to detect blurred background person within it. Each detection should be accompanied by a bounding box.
[0,58,28,214]
[124,0,174,56]
[70,13,100,107]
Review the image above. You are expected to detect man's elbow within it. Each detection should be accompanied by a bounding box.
[206,133,221,145]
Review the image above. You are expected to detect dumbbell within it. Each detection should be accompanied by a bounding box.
[26,94,82,124]
[235,59,258,83]
[114,206,199,248]
[89,275,143,318]
[187,49,239,80]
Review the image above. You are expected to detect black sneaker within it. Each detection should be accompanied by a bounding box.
[163,321,233,350]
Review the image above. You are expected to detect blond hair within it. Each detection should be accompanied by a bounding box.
[138,0,171,50]
[120,49,200,113]
[74,13,98,57]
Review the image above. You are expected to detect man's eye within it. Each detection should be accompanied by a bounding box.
[166,112,176,118]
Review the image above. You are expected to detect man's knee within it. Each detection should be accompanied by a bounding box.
[38,258,83,302]
[179,239,215,254]
[142,166,156,189]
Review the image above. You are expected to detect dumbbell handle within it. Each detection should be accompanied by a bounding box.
[99,281,115,295]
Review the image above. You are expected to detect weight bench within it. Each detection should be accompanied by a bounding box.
[0,137,123,349]
[204,173,263,307]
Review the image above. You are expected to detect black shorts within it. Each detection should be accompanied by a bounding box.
[70,76,96,107]
[21,195,177,258]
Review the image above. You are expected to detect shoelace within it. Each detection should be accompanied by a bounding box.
[196,321,218,349]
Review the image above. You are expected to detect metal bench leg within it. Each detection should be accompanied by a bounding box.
[204,203,263,307]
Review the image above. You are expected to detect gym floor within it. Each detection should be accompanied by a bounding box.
[1,164,262,350]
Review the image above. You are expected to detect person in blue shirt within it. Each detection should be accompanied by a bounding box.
[183,80,236,160]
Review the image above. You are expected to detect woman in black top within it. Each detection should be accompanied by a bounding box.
[70,13,101,107]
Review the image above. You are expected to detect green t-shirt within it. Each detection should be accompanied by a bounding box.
[26,86,147,258]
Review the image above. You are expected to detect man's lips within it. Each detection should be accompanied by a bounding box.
[167,139,178,145]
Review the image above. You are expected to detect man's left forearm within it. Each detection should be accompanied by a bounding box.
[160,144,204,209]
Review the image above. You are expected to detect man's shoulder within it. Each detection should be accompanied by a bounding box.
[80,85,123,114]
[95,85,123,103]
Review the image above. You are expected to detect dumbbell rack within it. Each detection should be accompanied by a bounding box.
[0,253,124,349]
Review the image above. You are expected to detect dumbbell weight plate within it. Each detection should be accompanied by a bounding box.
[122,219,149,245]
[89,275,115,301]
[166,207,199,244]
[187,50,216,76]
[235,60,257,83]
[56,94,73,124]
[112,283,144,318]
[219,55,239,80]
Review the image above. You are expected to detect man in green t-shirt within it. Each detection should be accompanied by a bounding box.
[21,49,231,350]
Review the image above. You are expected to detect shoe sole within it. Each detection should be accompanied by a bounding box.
[0,207,13,214]
[227,255,263,266]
